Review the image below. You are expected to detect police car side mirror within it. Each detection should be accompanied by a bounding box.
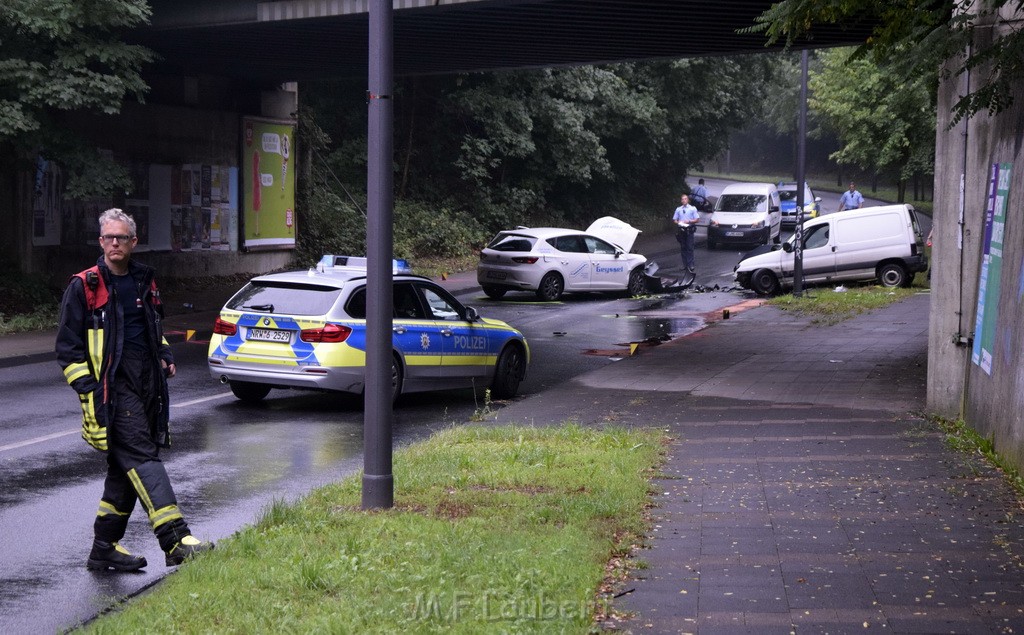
[782,242,794,253]
[465,306,480,322]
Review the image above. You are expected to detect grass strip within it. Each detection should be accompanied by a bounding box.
[767,285,924,325]
[83,424,664,634]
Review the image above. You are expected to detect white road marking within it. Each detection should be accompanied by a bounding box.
[1,392,233,452]
[0,429,78,452]
[172,392,234,408]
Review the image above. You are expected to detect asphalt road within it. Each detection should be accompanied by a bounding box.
[0,269,729,634]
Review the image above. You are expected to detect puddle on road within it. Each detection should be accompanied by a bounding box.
[599,313,705,343]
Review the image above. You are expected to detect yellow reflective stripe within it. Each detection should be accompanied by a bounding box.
[64,362,91,385]
[127,469,156,514]
[80,392,98,429]
[150,505,183,529]
[87,328,103,379]
[161,336,170,347]
[97,500,130,517]
[79,392,106,451]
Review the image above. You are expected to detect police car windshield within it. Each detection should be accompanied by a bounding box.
[227,282,343,316]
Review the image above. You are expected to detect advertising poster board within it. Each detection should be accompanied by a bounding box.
[971,162,1012,375]
[241,117,296,250]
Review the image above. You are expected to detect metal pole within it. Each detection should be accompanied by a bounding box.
[363,0,394,509]
[793,49,808,297]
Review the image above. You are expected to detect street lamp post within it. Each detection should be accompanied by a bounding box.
[363,0,394,510]
[793,49,809,297]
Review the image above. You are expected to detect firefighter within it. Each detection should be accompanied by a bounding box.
[56,208,213,571]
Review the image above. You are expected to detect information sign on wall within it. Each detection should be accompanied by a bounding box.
[242,117,296,250]
[971,162,1012,375]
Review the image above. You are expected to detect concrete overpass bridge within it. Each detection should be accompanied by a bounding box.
[138,0,873,82]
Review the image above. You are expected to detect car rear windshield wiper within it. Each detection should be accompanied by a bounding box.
[243,304,275,312]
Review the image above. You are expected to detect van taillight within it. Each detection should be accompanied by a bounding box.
[301,323,352,343]
[213,318,237,336]
[910,243,919,256]
[512,256,539,264]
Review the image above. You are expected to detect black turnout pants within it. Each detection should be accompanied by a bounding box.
[92,348,189,553]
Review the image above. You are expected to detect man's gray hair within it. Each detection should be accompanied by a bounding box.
[98,208,137,238]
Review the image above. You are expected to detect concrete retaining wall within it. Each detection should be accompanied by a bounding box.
[928,7,1024,469]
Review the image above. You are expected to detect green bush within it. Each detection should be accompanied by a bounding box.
[394,201,488,259]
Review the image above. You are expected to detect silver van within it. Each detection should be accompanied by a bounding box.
[707,182,782,249]
[734,204,928,295]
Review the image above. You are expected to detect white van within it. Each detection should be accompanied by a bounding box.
[734,204,927,295]
[707,182,782,250]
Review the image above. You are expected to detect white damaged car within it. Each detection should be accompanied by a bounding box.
[477,216,648,301]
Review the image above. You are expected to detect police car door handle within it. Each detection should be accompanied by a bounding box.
[440,328,453,336]
[393,325,407,334]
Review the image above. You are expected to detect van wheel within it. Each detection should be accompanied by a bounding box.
[750,269,780,296]
[878,263,908,288]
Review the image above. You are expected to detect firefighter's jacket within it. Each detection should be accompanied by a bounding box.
[55,257,174,451]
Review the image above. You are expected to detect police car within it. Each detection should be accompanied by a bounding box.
[777,182,822,227]
[208,256,529,403]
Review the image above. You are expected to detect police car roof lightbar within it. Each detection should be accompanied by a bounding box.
[318,254,413,274]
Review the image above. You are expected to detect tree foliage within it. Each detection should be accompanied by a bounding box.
[809,48,935,200]
[750,0,1024,125]
[0,0,154,197]
[301,56,778,254]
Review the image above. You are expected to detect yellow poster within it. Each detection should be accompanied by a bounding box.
[242,117,296,249]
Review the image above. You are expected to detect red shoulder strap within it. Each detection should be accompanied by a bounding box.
[72,266,109,311]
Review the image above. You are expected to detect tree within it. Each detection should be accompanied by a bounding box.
[750,0,1024,126]
[809,47,936,201]
[303,57,773,238]
[0,0,154,197]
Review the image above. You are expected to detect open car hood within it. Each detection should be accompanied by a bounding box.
[586,216,641,253]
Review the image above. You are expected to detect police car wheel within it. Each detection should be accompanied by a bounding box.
[491,344,525,399]
[536,272,564,301]
[229,381,271,403]
[750,269,780,296]
[391,355,404,404]
[627,268,646,296]
[483,285,507,300]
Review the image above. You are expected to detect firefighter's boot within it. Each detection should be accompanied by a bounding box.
[165,535,215,566]
[87,540,148,572]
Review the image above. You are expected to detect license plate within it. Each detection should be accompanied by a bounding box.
[248,328,291,342]
[726,231,744,237]
[487,271,507,280]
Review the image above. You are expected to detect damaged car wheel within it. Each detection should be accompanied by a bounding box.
[627,268,646,296]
